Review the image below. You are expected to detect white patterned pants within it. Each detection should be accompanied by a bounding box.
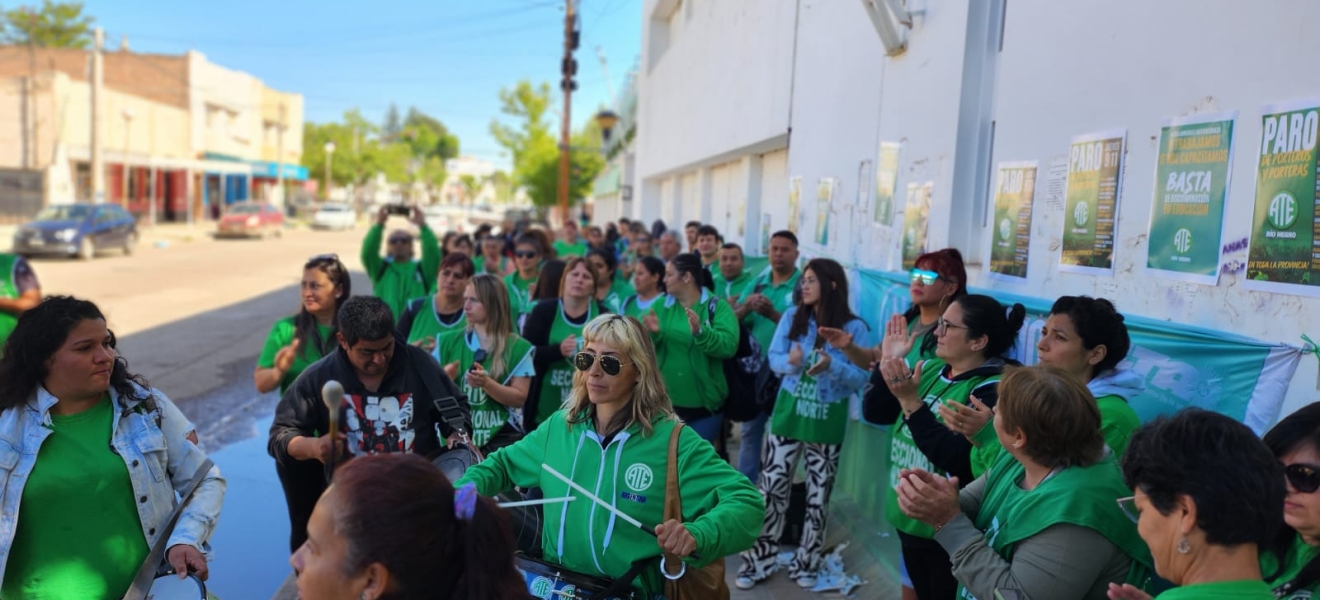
[737,433,842,581]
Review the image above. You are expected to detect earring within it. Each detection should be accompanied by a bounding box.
[1011,442,1022,449]
[1177,537,1191,554]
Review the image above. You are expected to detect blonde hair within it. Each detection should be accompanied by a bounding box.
[998,365,1105,469]
[467,274,517,380]
[564,314,675,437]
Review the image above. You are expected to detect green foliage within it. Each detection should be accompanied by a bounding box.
[490,80,605,208]
[382,103,402,142]
[300,106,457,196]
[0,1,93,48]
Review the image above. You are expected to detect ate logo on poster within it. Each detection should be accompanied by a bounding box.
[1267,192,1298,233]
[1245,100,1320,295]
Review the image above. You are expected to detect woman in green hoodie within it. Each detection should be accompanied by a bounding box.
[457,314,764,599]
[644,253,739,444]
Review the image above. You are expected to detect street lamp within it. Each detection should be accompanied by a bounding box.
[121,108,134,207]
[323,141,336,201]
[595,109,619,143]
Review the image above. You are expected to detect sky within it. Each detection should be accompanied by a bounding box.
[82,0,643,170]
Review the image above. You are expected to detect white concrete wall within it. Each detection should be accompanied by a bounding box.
[188,51,262,160]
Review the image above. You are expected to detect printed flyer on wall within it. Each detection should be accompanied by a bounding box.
[988,161,1038,281]
[1245,98,1320,297]
[874,142,901,226]
[787,176,802,234]
[815,177,835,246]
[901,182,932,270]
[1060,129,1127,275]
[1145,111,1237,285]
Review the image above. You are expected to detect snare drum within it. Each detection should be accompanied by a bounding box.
[144,573,208,600]
[516,554,637,600]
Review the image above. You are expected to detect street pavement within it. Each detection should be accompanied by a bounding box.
[18,220,884,599]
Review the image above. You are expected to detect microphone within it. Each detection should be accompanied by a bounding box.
[321,380,344,481]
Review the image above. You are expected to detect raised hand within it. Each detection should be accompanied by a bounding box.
[273,338,302,373]
[881,314,919,360]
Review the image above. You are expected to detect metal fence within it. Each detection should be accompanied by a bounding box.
[0,169,43,224]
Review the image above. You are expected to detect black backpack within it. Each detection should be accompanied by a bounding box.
[709,298,766,422]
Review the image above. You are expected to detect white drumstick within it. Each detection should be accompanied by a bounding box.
[497,496,576,509]
[542,463,648,532]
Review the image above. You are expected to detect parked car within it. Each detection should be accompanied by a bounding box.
[13,203,138,260]
[311,202,356,230]
[216,202,285,239]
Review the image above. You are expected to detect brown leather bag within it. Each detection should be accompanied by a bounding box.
[661,423,731,600]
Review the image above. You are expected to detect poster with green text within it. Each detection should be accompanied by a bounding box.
[901,182,932,270]
[1060,129,1127,275]
[1146,111,1237,285]
[874,142,901,225]
[815,177,835,246]
[989,161,1038,281]
[1246,98,1320,297]
[788,176,802,234]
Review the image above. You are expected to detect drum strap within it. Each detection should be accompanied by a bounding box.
[599,558,650,599]
[123,458,216,600]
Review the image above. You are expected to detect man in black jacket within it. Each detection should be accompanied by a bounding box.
[268,295,471,551]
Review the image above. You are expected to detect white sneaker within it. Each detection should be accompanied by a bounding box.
[735,576,756,590]
[796,575,818,588]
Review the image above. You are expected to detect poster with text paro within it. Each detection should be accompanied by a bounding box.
[1246,98,1320,297]
[1060,129,1127,275]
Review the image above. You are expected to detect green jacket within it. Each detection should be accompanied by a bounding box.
[458,410,764,597]
[649,291,740,411]
[360,223,442,321]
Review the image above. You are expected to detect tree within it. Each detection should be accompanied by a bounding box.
[382,103,402,143]
[490,80,605,209]
[0,1,93,48]
[403,108,459,161]
[458,174,479,204]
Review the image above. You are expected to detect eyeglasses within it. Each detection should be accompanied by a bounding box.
[1286,463,1320,494]
[910,268,947,286]
[1116,494,1142,523]
[516,250,540,259]
[574,352,632,376]
[935,319,970,335]
[389,237,413,245]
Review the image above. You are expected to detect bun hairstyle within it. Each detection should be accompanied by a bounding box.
[954,294,1027,358]
[670,253,714,292]
[1048,296,1131,374]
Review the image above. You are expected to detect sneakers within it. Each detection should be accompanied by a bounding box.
[796,575,818,589]
[735,576,757,590]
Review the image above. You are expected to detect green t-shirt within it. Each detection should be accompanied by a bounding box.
[403,296,467,346]
[599,278,635,314]
[769,348,850,444]
[712,270,755,304]
[436,330,535,447]
[1096,394,1141,458]
[2,397,148,600]
[0,253,20,348]
[258,316,336,395]
[535,301,599,426]
[738,268,801,354]
[553,239,589,258]
[1155,580,1274,600]
[887,358,1001,538]
[1261,533,1320,599]
[504,271,538,324]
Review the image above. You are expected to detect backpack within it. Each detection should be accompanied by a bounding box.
[709,298,765,422]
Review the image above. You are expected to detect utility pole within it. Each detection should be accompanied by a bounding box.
[91,28,105,203]
[556,0,578,224]
[26,10,37,170]
[276,102,286,208]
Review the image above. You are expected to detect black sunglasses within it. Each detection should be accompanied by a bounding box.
[574,352,632,376]
[389,237,413,245]
[1287,463,1320,494]
[516,250,539,259]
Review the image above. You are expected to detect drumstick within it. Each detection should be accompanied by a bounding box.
[321,380,344,481]
[497,496,576,508]
[542,463,701,560]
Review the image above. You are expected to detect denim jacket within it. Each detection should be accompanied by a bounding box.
[0,382,226,584]
[769,306,872,404]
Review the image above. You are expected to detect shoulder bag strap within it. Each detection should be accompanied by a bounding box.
[662,423,684,575]
[123,457,215,600]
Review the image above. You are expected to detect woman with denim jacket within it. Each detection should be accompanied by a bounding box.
[736,258,871,591]
[0,296,225,598]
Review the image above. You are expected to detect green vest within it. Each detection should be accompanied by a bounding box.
[887,359,1000,538]
[436,330,535,447]
[738,268,800,354]
[1154,580,1275,600]
[769,353,850,444]
[1261,533,1320,599]
[0,254,20,348]
[957,452,1154,599]
[600,278,635,314]
[620,294,660,321]
[536,301,599,425]
[505,271,538,323]
[404,296,467,345]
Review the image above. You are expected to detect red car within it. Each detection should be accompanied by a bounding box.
[216,202,285,239]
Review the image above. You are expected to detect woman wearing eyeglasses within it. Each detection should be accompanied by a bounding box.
[619,256,666,320]
[504,233,547,326]
[456,314,763,599]
[255,254,352,396]
[736,258,872,591]
[434,275,535,454]
[396,252,474,353]
[864,294,1025,600]
[1106,409,1283,600]
[520,257,604,430]
[895,366,1152,600]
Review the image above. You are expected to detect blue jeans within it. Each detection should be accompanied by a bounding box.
[686,413,724,446]
[737,412,769,484]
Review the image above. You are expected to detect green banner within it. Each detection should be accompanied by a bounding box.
[1061,130,1127,275]
[1246,99,1320,296]
[1146,113,1237,284]
[901,182,931,270]
[874,142,901,225]
[989,162,1037,280]
[815,177,834,246]
[787,176,802,234]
